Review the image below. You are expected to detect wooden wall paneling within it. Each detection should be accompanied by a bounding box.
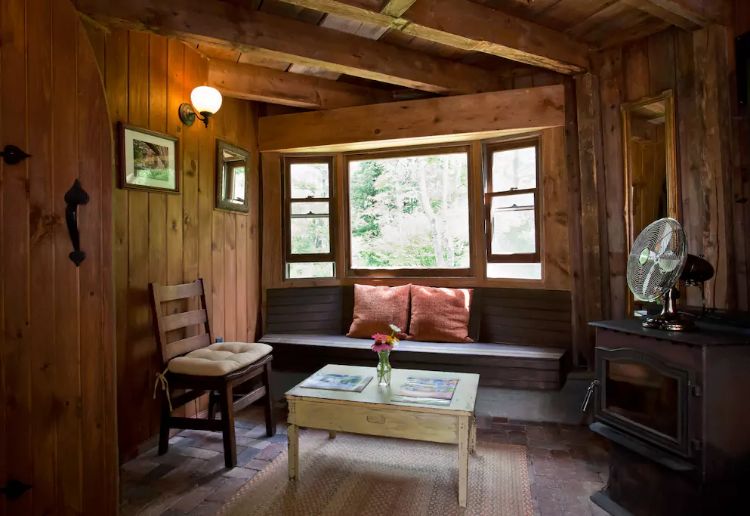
[541,127,571,290]
[221,103,238,342]
[248,104,262,340]
[126,30,156,452]
[593,48,628,319]
[261,153,284,297]
[1,0,31,513]
[106,28,132,454]
[564,77,587,367]
[575,73,609,344]
[623,39,650,101]
[52,0,84,510]
[691,25,736,309]
[27,0,57,512]
[77,19,117,512]
[469,142,487,282]
[181,45,203,417]
[647,28,676,93]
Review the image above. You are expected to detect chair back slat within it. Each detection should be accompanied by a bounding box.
[164,333,211,362]
[150,279,212,365]
[158,281,204,302]
[162,309,208,332]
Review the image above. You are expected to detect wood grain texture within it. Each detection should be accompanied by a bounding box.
[75,0,506,94]
[258,85,566,151]
[88,26,263,460]
[0,0,117,512]
[275,0,588,73]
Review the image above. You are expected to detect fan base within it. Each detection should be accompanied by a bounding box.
[642,314,695,332]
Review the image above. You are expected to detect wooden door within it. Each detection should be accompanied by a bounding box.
[0,0,117,514]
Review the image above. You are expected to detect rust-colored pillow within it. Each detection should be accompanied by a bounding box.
[408,285,473,343]
[346,284,411,338]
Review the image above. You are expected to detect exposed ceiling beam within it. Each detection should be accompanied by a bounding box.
[380,0,417,17]
[207,59,392,109]
[259,84,565,152]
[74,0,506,94]
[276,0,589,74]
[622,0,728,29]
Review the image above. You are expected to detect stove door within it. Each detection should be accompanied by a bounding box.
[595,347,691,457]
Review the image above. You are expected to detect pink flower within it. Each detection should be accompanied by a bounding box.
[371,341,392,352]
[371,333,389,343]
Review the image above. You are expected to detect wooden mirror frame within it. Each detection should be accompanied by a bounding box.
[215,139,250,213]
[621,89,680,313]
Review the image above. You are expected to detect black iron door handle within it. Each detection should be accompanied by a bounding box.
[64,179,89,267]
[0,144,30,165]
[0,479,32,500]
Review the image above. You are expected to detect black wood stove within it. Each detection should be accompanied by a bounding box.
[586,319,750,516]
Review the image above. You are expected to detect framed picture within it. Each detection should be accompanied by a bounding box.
[119,123,179,193]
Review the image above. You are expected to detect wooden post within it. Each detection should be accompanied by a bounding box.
[458,415,470,508]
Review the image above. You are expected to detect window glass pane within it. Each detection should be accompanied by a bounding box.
[290,216,330,254]
[287,262,335,279]
[487,262,542,279]
[291,201,329,215]
[491,146,536,191]
[229,165,245,203]
[490,193,536,255]
[349,152,470,269]
[290,162,329,198]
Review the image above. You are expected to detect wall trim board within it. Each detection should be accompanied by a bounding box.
[257,85,566,152]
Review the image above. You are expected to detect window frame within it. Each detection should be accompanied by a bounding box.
[343,144,475,278]
[484,138,542,265]
[283,156,336,268]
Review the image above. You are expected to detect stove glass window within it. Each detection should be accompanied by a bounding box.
[605,361,679,439]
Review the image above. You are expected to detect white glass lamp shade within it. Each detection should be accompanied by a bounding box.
[190,86,222,115]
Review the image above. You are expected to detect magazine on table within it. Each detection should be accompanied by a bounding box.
[299,372,373,392]
[390,376,459,406]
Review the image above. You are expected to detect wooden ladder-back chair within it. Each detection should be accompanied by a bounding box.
[149,278,275,468]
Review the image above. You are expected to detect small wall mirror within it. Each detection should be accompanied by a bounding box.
[621,90,679,243]
[621,90,680,312]
[216,140,250,213]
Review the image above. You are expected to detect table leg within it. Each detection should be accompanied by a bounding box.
[470,415,477,455]
[458,415,470,508]
[328,430,337,439]
[288,424,299,480]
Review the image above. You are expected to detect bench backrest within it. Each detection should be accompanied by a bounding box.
[265,286,572,349]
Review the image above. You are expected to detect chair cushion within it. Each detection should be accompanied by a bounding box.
[167,342,272,377]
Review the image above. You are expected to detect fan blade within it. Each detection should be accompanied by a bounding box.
[641,259,660,299]
[656,225,674,256]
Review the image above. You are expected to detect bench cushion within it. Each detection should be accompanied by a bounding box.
[168,342,272,376]
[260,333,567,389]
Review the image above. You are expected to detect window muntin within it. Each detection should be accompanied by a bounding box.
[347,147,471,274]
[485,140,541,266]
[284,157,335,278]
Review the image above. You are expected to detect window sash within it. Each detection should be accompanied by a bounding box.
[344,144,474,277]
[484,139,541,265]
[284,156,335,264]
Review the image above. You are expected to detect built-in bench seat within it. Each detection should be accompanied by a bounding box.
[260,286,572,390]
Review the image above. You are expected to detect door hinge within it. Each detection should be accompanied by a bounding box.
[689,381,703,397]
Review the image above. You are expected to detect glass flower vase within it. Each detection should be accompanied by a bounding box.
[376,350,392,386]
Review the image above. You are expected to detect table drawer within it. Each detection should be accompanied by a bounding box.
[289,399,460,444]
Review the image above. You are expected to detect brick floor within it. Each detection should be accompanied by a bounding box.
[120,406,610,515]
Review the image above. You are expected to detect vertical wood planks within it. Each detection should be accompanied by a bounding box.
[92,27,262,457]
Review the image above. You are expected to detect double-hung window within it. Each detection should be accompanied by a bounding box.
[484,139,542,279]
[346,146,471,276]
[284,157,335,279]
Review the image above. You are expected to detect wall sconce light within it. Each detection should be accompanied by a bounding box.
[179,86,223,128]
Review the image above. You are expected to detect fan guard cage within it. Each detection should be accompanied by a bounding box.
[626,218,687,302]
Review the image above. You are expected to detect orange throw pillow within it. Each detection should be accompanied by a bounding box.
[346,284,411,338]
[409,285,473,343]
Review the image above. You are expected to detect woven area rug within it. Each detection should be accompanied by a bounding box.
[221,430,533,516]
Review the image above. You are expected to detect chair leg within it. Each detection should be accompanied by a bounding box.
[208,390,218,420]
[219,382,237,468]
[158,394,171,456]
[263,361,276,437]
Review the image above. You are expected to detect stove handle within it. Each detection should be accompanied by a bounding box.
[580,379,600,413]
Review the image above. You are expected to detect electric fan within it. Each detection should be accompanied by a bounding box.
[626,218,714,331]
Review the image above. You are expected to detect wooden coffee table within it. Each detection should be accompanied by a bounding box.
[285,364,479,507]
